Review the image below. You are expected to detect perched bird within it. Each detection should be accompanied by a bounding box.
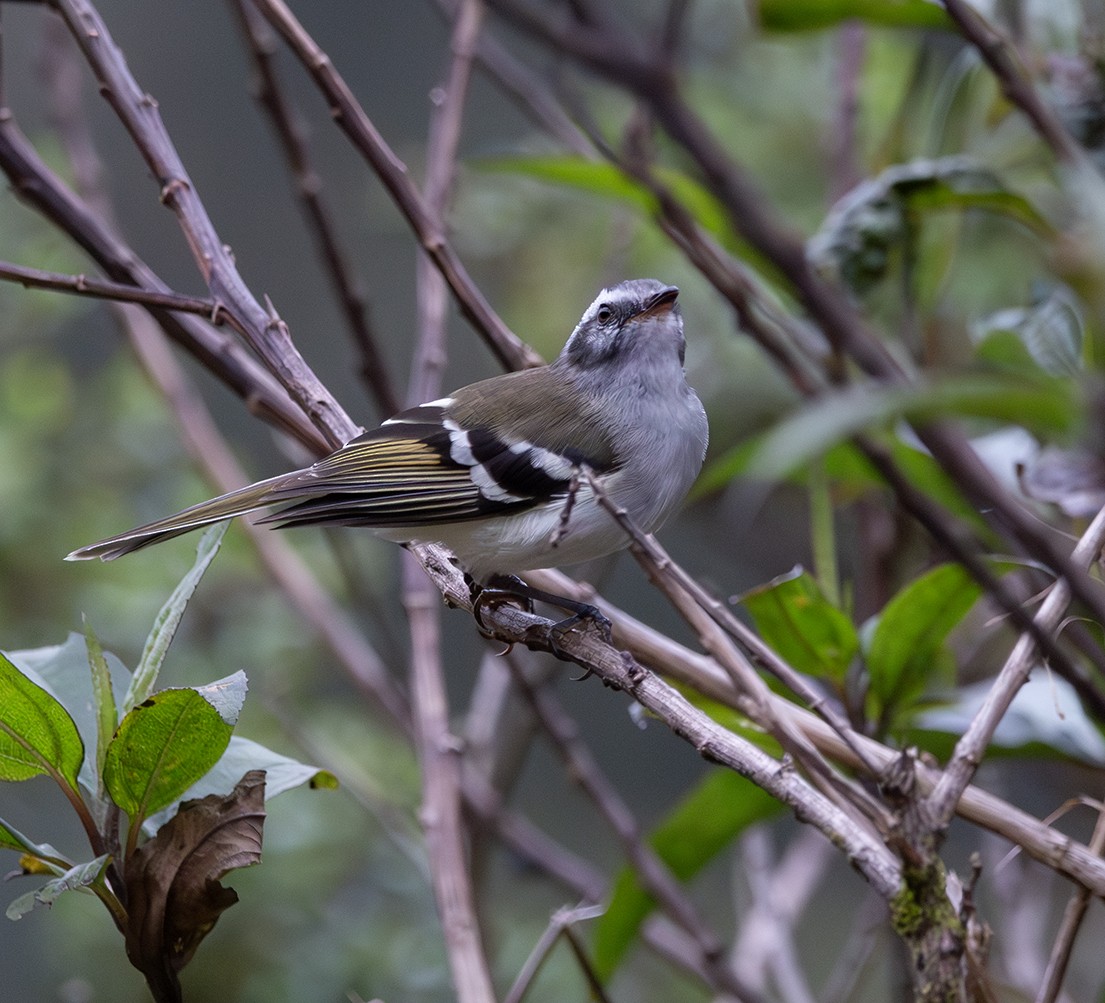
[68,279,708,629]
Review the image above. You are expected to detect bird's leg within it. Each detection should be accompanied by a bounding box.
[548,466,584,550]
[472,573,613,655]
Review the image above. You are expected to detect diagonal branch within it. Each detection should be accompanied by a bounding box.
[940,0,1083,163]
[0,107,327,454]
[250,0,543,375]
[231,0,402,420]
[52,0,356,447]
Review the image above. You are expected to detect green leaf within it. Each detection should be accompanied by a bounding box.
[83,617,117,783]
[125,522,226,714]
[739,567,859,682]
[592,770,781,979]
[103,688,233,823]
[0,651,85,791]
[809,157,1050,293]
[6,634,130,798]
[0,816,68,867]
[477,155,739,249]
[972,290,1084,377]
[759,0,951,32]
[6,855,110,920]
[743,374,1078,481]
[0,817,33,853]
[865,563,983,723]
[142,736,337,836]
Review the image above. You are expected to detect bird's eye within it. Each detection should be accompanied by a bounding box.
[596,304,614,324]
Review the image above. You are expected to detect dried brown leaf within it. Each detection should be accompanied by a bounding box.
[123,770,266,1002]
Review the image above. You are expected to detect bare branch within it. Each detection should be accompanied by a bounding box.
[231,0,402,420]
[503,904,610,1003]
[1036,797,1105,1003]
[0,107,328,454]
[403,5,496,999]
[52,0,356,446]
[250,0,544,375]
[506,670,765,1002]
[0,259,223,316]
[413,542,904,901]
[514,568,1105,902]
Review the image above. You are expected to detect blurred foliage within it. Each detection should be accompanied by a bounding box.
[4,0,1105,1000]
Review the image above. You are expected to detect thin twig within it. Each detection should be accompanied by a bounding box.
[433,0,595,156]
[579,469,885,788]
[502,903,610,1003]
[505,668,766,1003]
[940,0,1083,163]
[0,259,224,317]
[1035,797,1105,1003]
[231,0,402,420]
[250,0,544,375]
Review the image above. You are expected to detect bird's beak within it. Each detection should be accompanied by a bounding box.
[635,285,679,320]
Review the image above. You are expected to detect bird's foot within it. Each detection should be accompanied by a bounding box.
[472,574,612,657]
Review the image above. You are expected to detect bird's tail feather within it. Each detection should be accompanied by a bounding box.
[66,473,292,561]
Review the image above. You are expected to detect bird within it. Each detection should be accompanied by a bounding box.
[68,279,708,634]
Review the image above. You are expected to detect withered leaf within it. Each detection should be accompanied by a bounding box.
[123,770,266,1002]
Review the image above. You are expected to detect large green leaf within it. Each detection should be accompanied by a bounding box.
[759,0,951,31]
[103,687,233,823]
[742,374,1078,481]
[477,155,739,249]
[739,567,859,682]
[809,157,1050,293]
[7,633,130,798]
[865,563,983,723]
[592,770,781,979]
[0,652,85,790]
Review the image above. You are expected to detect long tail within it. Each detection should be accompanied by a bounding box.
[66,472,294,561]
